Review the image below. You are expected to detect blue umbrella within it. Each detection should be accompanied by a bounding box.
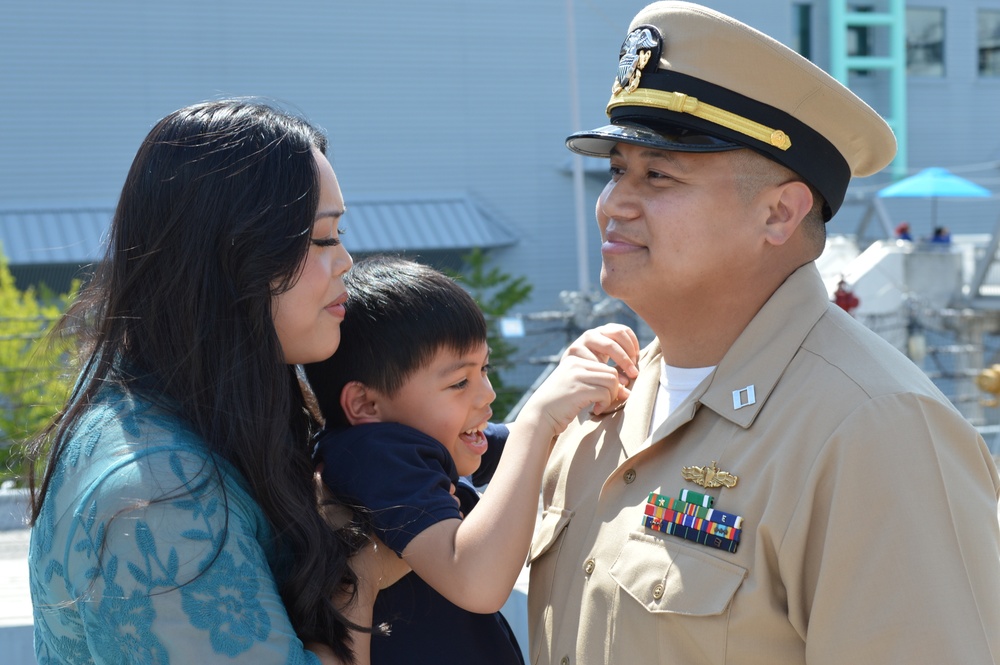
[877,167,991,228]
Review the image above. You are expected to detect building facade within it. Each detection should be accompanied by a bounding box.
[3,0,1000,381]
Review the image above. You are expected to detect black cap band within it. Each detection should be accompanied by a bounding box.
[607,69,850,219]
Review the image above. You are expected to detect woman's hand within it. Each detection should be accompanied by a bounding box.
[311,467,411,664]
[351,533,411,595]
[317,535,410,665]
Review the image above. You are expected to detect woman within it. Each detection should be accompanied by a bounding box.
[26,100,394,664]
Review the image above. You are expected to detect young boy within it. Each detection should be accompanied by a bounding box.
[304,256,636,665]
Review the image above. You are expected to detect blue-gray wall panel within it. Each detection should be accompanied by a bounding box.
[3,0,1000,351]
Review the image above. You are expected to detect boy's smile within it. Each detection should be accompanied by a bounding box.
[371,342,495,477]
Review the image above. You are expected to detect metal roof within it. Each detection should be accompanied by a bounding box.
[344,193,516,253]
[0,194,516,265]
[0,209,110,265]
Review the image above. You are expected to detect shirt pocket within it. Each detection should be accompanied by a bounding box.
[609,530,747,615]
[526,506,573,664]
[528,506,573,564]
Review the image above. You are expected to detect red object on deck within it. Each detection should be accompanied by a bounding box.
[834,279,859,314]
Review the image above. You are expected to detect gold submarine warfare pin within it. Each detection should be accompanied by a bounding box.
[681,461,738,489]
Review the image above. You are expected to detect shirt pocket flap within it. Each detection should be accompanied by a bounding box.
[609,531,747,616]
[528,507,573,564]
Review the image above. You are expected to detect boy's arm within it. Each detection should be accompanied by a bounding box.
[400,325,639,613]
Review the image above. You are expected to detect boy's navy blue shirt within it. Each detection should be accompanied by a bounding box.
[315,421,524,665]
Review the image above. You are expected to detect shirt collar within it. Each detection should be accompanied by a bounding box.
[617,262,829,456]
[698,262,829,428]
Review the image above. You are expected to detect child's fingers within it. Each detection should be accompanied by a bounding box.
[588,357,637,415]
[591,376,631,415]
[578,363,627,415]
[528,356,632,429]
[604,336,639,379]
[565,324,640,378]
[603,324,640,375]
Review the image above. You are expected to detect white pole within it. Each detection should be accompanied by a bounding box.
[566,0,590,293]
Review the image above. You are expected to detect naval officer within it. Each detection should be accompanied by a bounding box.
[528,2,1000,664]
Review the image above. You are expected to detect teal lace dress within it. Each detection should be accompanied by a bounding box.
[28,385,321,664]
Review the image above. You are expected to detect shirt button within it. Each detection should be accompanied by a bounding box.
[561,658,570,665]
[583,558,596,575]
[653,582,664,600]
[623,468,636,484]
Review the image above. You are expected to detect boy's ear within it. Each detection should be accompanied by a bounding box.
[340,381,383,426]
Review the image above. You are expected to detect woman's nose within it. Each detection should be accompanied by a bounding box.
[334,246,353,276]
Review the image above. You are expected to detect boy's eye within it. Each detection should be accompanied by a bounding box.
[452,378,469,390]
[482,363,492,374]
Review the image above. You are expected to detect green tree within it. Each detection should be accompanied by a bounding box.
[0,251,77,485]
[451,248,533,419]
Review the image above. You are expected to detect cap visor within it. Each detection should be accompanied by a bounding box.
[566,123,740,157]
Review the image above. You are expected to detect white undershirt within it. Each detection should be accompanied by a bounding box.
[649,361,715,436]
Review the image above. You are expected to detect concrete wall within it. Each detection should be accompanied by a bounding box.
[0,489,28,532]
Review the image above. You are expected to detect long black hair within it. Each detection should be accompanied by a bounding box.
[27,99,363,659]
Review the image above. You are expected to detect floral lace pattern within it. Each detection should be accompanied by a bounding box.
[29,387,315,665]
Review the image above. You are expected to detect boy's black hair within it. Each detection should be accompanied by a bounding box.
[305,255,489,429]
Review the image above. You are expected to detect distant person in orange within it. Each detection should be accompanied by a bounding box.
[895,221,912,240]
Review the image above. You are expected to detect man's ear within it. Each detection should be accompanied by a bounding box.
[340,381,382,425]
[763,180,813,247]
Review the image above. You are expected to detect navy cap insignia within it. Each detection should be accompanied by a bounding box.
[681,461,738,489]
[613,25,662,96]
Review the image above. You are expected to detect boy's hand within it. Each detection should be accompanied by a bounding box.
[521,354,628,437]
[563,323,640,387]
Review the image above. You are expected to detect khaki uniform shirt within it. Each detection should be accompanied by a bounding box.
[528,263,1000,665]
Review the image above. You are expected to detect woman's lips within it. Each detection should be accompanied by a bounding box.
[325,293,348,317]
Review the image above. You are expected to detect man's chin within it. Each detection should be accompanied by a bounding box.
[599,270,629,299]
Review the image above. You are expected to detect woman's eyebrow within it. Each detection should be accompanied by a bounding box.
[315,208,345,221]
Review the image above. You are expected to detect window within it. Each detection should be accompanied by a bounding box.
[979,9,1000,76]
[907,8,945,76]
[848,5,874,76]
[793,4,812,60]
